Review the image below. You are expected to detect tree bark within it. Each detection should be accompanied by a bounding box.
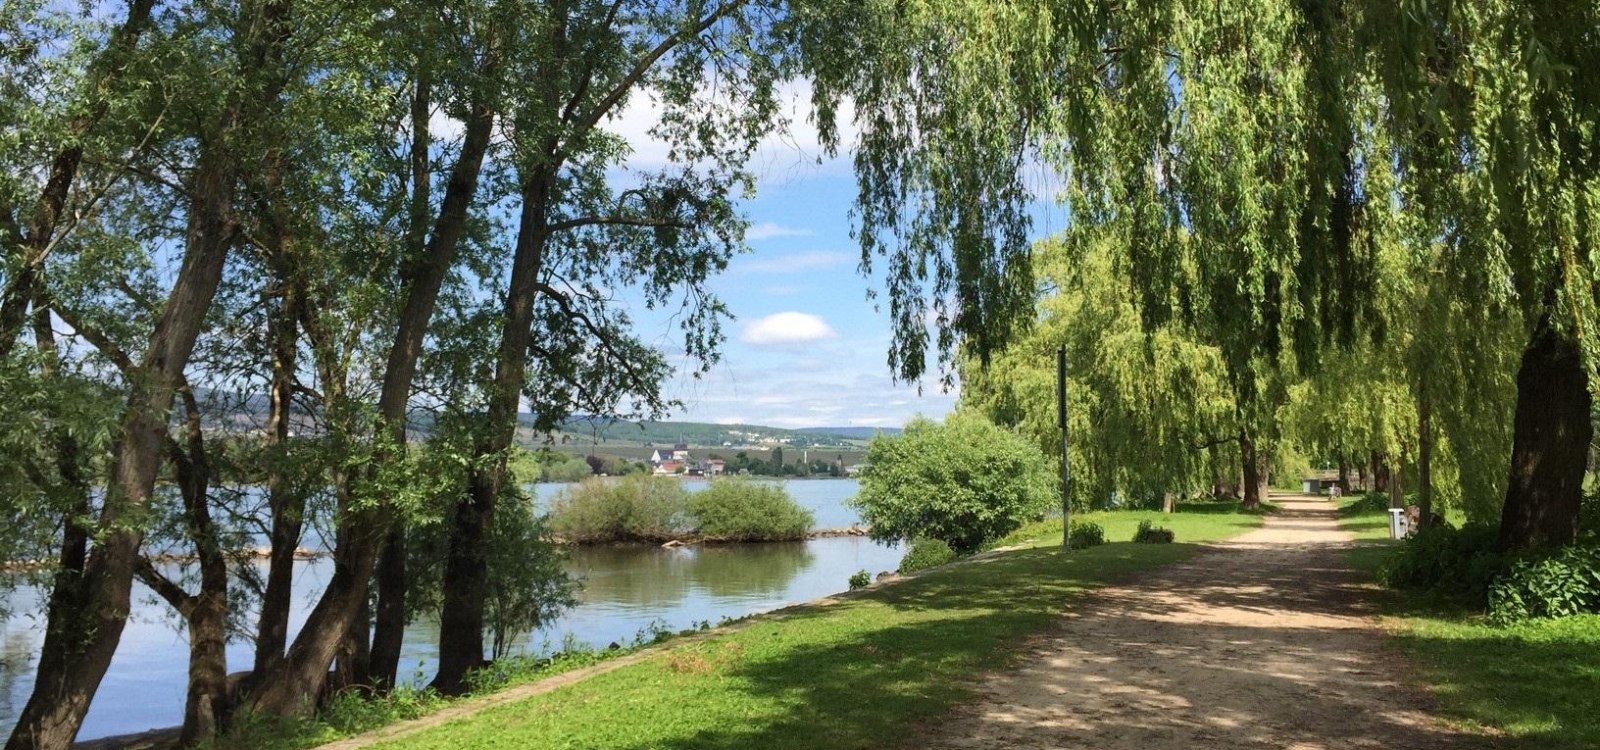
[21,296,94,747]
[1240,430,1262,511]
[1337,457,1350,492]
[253,181,304,678]
[169,386,231,746]
[368,528,406,688]
[1497,316,1590,550]
[434,169,552,695]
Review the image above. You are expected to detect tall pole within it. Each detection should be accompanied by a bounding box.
[1058,345,1071,549]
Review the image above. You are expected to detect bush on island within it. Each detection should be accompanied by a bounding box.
[688,479,814,541]
[547,475,691,542]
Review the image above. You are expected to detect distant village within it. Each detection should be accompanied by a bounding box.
[648,443,726,477]
[645,441,863,478]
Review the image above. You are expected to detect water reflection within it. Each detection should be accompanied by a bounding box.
[567,542,815,606]
[0,481,900,741]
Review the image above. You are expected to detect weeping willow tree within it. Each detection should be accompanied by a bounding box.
[814,0,1596,549]
[963,232,1238,510]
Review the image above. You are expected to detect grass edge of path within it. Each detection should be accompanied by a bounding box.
[1335,498,1600,750]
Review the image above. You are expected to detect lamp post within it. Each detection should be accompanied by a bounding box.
[1058,345,1071,549]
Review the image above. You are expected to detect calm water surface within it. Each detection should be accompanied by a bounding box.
[0,479,899,740]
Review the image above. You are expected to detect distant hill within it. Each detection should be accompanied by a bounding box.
[185,390,886,449]
[541,417,898,449]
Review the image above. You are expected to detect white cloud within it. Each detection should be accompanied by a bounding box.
[600,79,859,184]
[741,311,838,346]
[429,108,465,141]
[736,250,854,275]
[746,222,815,241]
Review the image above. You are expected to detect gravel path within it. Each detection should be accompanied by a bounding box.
[921,494,1498,750]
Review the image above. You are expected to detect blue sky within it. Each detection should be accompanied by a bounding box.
[597,83,1068,429]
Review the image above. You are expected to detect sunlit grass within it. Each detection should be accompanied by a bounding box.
[996,499,1268,549]
[362,509,1264,750]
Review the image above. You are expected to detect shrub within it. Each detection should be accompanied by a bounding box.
[688,480,814,541]
[1488,545,1600,625]
[547,476,691,542]
[1069,520,1106,549]
[541,454,595,483]
[1376,524,1504,602]
[848,569,872,590]
[1581,491,1600,543]
[851,413,1057,554]
[898,537,958,573]
[1133,520,1174,543]
[1341,492,1392,516]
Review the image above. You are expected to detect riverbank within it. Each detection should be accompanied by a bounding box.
[179,505,1265,750]
[1336,499,1600,749]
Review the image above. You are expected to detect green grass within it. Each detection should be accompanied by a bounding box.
[1336,502,1600,750]
[364,508,1263,750]
[995,499,1268,549]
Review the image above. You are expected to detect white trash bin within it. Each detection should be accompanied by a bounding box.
[1387,507,1410,539]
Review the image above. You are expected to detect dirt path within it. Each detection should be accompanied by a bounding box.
[922,493,1496,750]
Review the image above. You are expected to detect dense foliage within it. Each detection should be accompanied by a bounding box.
[1377,525,1507,603]
[1489,547,1600,626]
[547,477,814,543]
[852,413,1057,554]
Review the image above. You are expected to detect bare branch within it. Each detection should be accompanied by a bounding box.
[546,214,691,234]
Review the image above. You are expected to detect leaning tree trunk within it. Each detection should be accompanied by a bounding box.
[1498,316,1590,550]
[367,68,435,690]
[4,120,241,750]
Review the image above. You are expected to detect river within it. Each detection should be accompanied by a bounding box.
[0,479,898,741]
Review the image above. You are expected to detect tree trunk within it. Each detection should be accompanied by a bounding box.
[1498,316,1590,550]
[367,59,434,693]
[241,49,500,716]
[4,106,242,750]
[1240,430,1262,511]
[434,171,552,695]
[1337,457,1350,492]
[252,312,301,676]
[17,297,93,748]
[181,593,229,746]
[369,528,407,688]
[1389,455,1405,511]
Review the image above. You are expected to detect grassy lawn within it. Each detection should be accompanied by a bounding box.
[1337,499,1600,750]
[361,507,1262,750]
[996,499,1268,549]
